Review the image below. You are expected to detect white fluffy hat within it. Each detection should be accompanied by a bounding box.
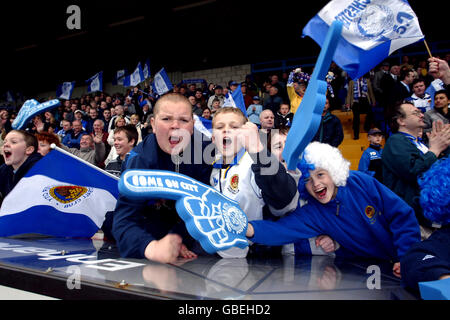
[301,142,350,187]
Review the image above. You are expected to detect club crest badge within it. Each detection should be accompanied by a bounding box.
[42,185,93,208]
[364,205,378,224]
[49,186,88,204]
[227,174,239,194]
[119,170,249,254]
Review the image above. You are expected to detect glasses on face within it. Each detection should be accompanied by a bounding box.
[409,110,423,117]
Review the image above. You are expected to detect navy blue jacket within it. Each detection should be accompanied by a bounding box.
[112,131,212,259]
[0,153,42,206]
[312,112,344,148]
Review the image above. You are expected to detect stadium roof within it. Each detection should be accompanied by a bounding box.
[1,0,446,95]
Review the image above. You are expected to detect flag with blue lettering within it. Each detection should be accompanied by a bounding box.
[302,0,424,80]
[193,114,212,139]
[124,62,145,87]
[143,59,151,79]
[86,71,103,93]
[56,81,76,100]
[0,147,119,238]
[151,68,173,96]
[113,69,127,86]
[223,84,248,117]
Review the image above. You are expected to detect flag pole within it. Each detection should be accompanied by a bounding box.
[423,39,433,58]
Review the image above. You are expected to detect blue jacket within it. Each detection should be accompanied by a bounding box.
[250,171,420,261]
[401,225,450,290]
[112,131,212,259]
[62,130,87,149]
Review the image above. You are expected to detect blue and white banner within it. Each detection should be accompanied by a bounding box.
[113,69,127,86]
[0,147,119,238]
[86,71,103,93]
[303,0,424,79]
[223,84,248,117]
[56,81,76,100]
[143,59,151,79]
[124,62,145,87]
[194,114,212,139]
[152,68,173,96]
[12,99,60,130]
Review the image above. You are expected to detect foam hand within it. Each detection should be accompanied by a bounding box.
[12,99,61,130]
[282,21,342,170]
[119,170,249,254]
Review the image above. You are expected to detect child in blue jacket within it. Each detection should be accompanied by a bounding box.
[358,128,384,182]
[246,142,421,277]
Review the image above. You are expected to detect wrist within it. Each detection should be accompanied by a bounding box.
[144,240,157,261]
[246,223,254,238]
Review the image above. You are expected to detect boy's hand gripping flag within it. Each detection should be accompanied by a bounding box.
[119,170,249,254]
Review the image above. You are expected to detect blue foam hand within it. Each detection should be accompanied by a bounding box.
[282,21,343,171]
[419,278,450,300]
[12,99,61,130]
[119,169,249,254]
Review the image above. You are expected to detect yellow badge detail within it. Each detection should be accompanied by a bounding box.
[365,205,376,219]
[230,174,239,191]
[49,186,88,204]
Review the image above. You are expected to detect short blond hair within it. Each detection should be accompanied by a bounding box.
[212,107,247,128]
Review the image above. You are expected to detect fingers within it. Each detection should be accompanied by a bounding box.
[179,244,197,259]
[392,262,401,278]
[145,234,182,264]
[238,122,263,153]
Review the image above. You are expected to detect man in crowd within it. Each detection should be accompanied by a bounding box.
[382,101,450,234]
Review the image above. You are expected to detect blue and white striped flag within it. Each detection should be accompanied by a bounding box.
[152,68,173,96]
[223,84,248,117]
[303,0,424,80]
[113,69,127,86]
[56,81,76,100]
[143,59,151,79]
[0,146,119,238]
[86,71,103,93]
[124,62,145,87]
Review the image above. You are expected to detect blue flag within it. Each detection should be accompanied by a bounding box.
[56,81,76,100]
[86,71,103,93]
[143,59,151,79]
[151,68,173,96]
[0,147,119,238]
[194,114,212,139]
[223,84,248,117]
[123,62,145,87]
[302,0,424,80]
[112,69,127,86]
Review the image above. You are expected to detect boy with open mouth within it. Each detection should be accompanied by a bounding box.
[1,130,42,207]
[210,107,299,258]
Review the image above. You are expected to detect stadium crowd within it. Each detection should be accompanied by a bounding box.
[0,53,449,294]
